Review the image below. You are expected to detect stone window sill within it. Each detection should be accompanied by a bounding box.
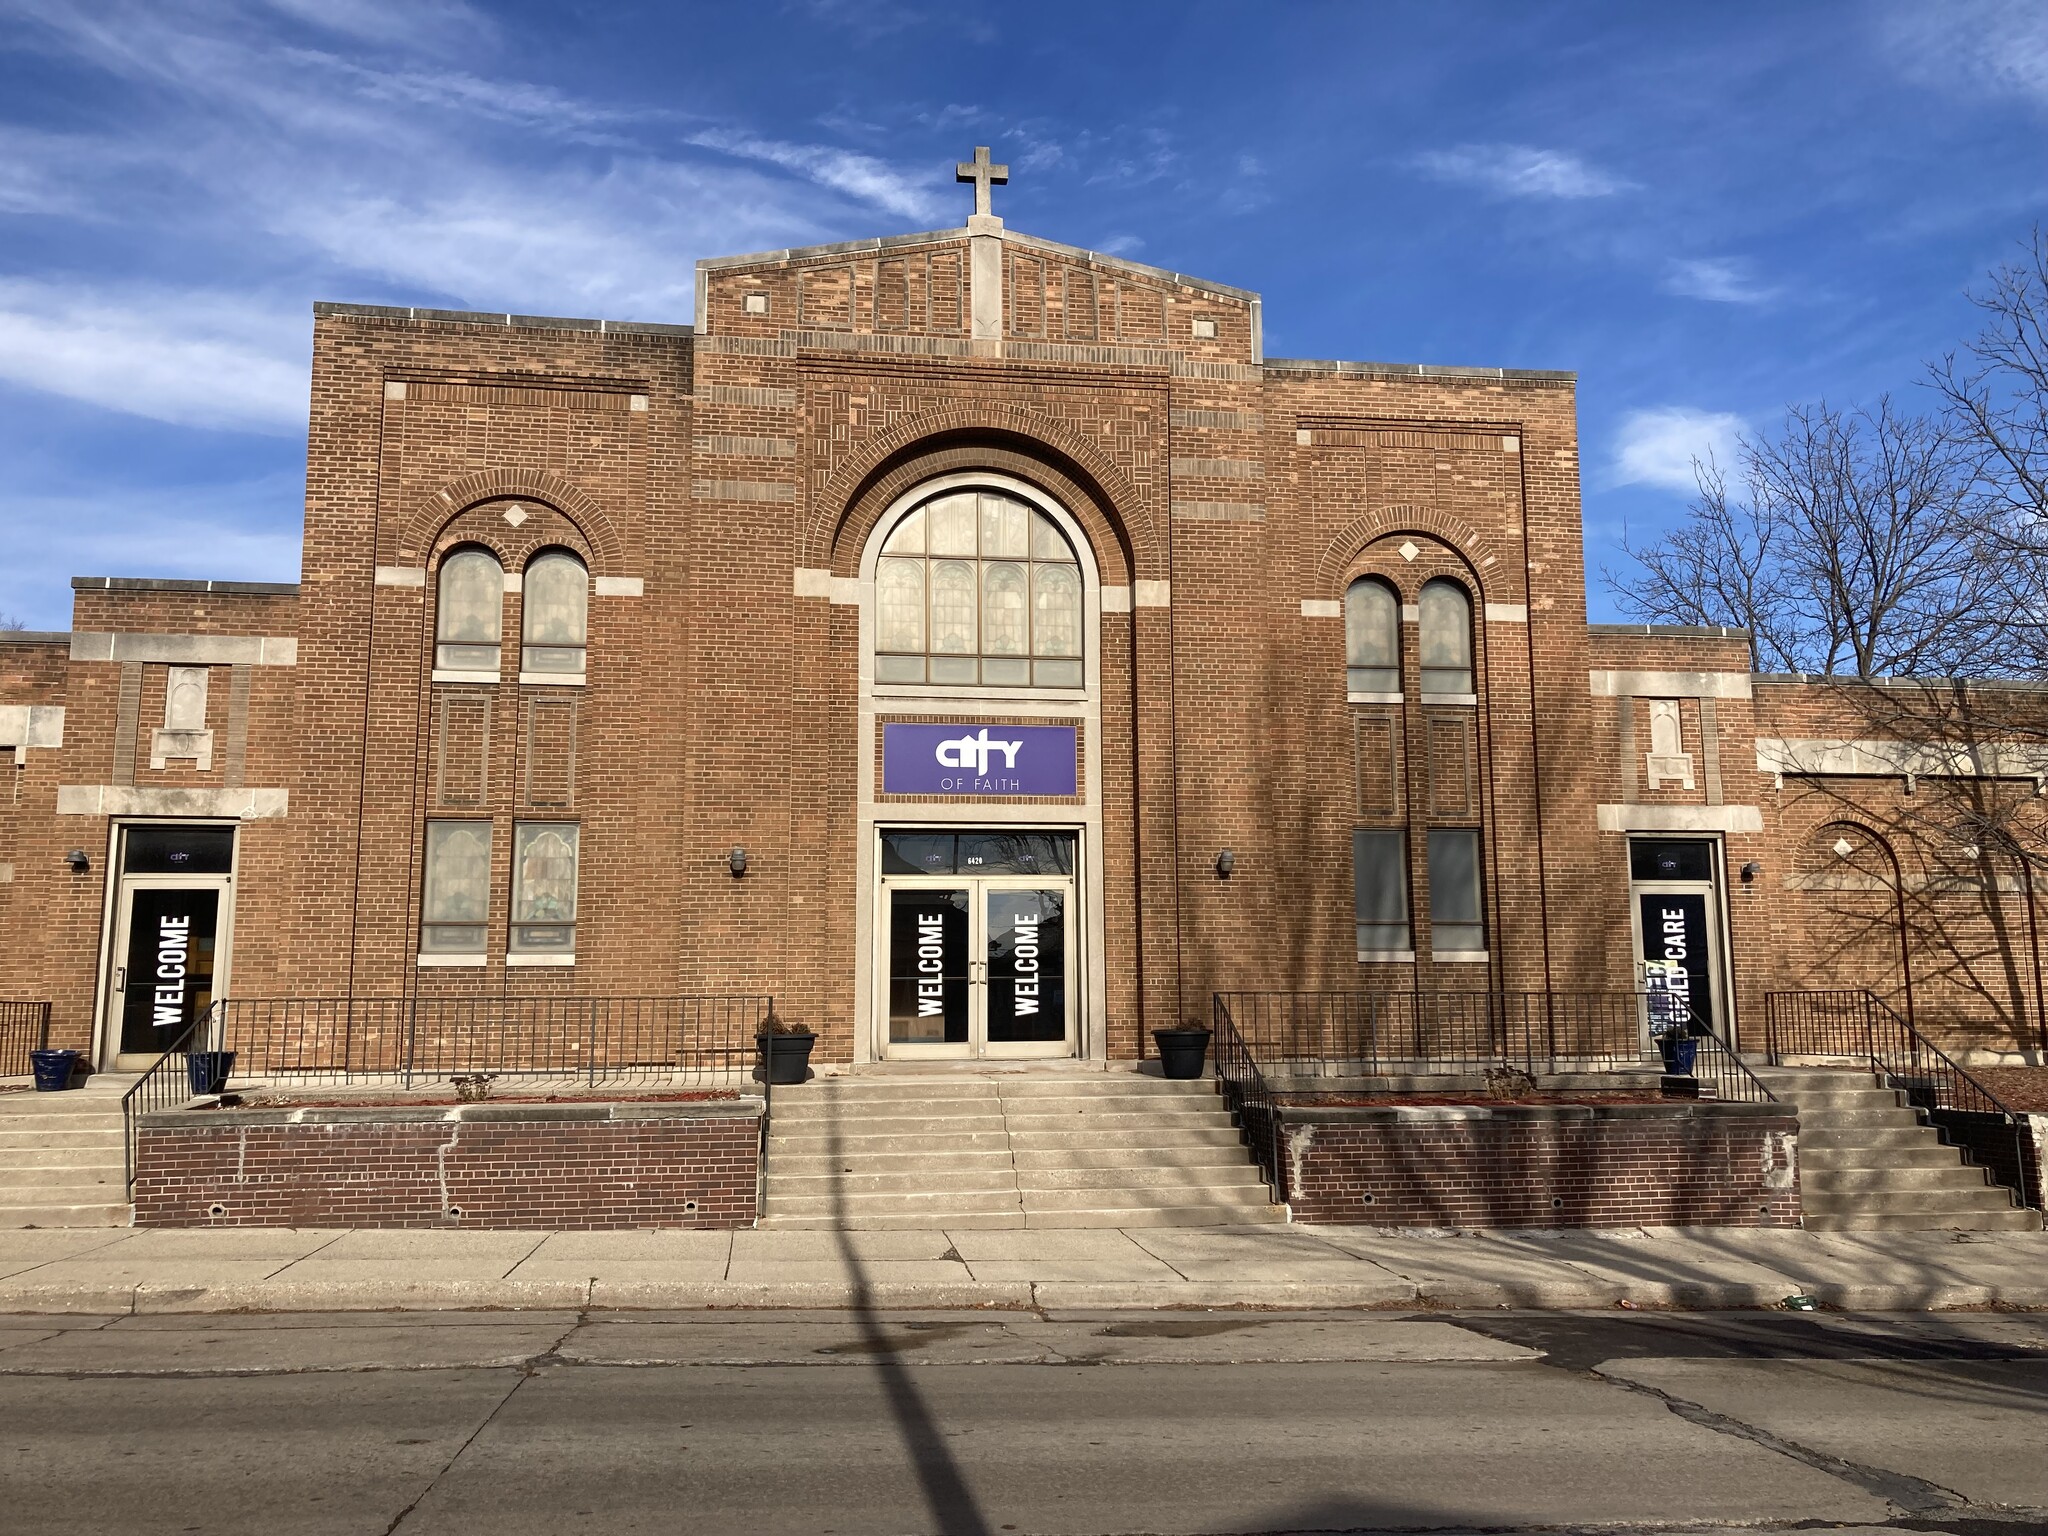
[418,952,487,967]
[1419,692,1479,707]
[506,952,576,967]
[432,669,500,686]
[1432,950,1492,964]
[1347,692,1404,706]
[1356,950,1417,964]
[871,680,1089,703]
[518,672,586,688]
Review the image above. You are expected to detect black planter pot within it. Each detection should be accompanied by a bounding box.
[1152,1028,1212,1080]
[757,1032,816,1085]
[185,1050,237,1097]
[1655,1035,1698,1076]
[29,1049,79,1093]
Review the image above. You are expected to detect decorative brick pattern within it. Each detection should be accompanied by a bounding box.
[1282,1106,1801,1228]
[133,1105,760,1229]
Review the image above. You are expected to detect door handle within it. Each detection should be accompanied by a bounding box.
[115,966,127,993]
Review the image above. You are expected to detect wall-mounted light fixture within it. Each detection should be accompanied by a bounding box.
[728,847,748,878]
[64,848,90,874]
[1740,861,1762,884]
[1215,849,1235,879]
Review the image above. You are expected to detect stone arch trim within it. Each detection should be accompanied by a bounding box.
[812,405,1157,581]
[398,468,626,575]
[1316,504,1506,596]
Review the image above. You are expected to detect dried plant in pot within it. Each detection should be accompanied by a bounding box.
[1151,1016,1212,1081]
[756,1012,816,1085]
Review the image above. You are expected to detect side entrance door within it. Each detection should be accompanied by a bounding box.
[99,824,237,1071]
[1628,837,1729,1043]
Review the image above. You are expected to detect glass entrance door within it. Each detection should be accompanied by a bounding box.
[1628,838,1729,1044]
[880,831,1077,1060]
[100,824,236,1070]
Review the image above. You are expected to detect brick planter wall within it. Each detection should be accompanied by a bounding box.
[1280,1103,1800,1228]
[134,1101,762,1229]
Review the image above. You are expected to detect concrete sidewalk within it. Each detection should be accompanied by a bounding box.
[3,1222,2046,1313]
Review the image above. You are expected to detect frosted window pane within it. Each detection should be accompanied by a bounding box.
[877,559,925,652]
[1033,564,1080,656]
[928,495,978,556]
[1345,580,1397,668]
[424,822,491,924]
[982,495,1029,557]
[1420,581,1472,669]
[983,562,1027,654]
[523,553,587,647]
[513,822,579,924]
[438,551,502,645]
[931,561,978,653]
[881,506,925,555]
[1030,510,1072,561]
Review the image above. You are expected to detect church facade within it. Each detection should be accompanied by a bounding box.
[6,156,2048,1075]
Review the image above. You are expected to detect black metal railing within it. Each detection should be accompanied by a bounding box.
[212,994,777,1088]
[1765,988,2034,1208]
[121,1004,217,1192]
[0,1001,52,1076]
[1211,990,1656,1077]
[1686,1028,1779,1106]
[1212,994,1288,1202]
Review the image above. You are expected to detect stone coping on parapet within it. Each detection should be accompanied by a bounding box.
[696,224,1262,306]
[1265,357,1575,384]
[1279,1101,1794,1126]
[139,1097,765,1129]
[312,301,694,337]
[70,576,300,597]
[1589,623,1753,640]
[1754,672,2048,696]
[0,630,68,645]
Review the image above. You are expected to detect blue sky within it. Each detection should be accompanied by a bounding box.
[1,0,2044,629]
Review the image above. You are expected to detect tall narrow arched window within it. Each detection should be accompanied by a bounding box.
[1344,578,1400,695]
[873,487,1084,687]
[436,549,503,674]
[522,551,588,678]
[1419,579,1474,696]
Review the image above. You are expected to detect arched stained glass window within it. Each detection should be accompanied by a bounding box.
[1344,578,1400,695]
[874,489,1085,687]
[436,549,503,674]
[522,551,588,677]
[1419,579,1474,696]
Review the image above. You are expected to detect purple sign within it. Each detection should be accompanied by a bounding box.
[883,723,1078,797]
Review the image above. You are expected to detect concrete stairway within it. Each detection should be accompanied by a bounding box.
[759,1073,1284,1230]
[0,1078,134,1228]
[1755,1067,2039,1232]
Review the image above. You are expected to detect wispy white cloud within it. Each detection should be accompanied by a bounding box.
[1661,256,1777,305]
[0,279,308,433]
[1880,0,2048,109]
[1413,143,1634,200]
[1610,406,1746,493]
[686,129,948,223]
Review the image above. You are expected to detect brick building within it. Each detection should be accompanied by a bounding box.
[6,157,2048,1076]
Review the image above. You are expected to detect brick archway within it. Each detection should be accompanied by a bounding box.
[397,468,627,575]
[1316,504,1506,596]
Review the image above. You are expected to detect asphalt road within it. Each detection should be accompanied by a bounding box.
[5,1308,2048,1535]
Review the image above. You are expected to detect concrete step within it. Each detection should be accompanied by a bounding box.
[1803,1208,2042,1232]
[1798,1125,1942,1151]
[1011,1203,1287,1228]
[997,1078,1216,1098]
[1020,1183,1274,1211]
[1801,1185,2020,1216]
[1016,1164,1270,1192]
[0,1129,127,1148]
[768,1131,1014,1156]
[1000,1110,1241,1133]
[1010,1145,1256,1171]
[0,1202,132,1228]
[989,1095,1226,1119]
[777,1081,1001,1105]
[767,1111,1011,1135]
[1784,1107,1927,1128]
[762,1191,1025,1221]
[1801,1166,2006,1195]
[1005,1127,1248,1150]
[765,1169,1020,1198]
[0,1165,126,1190]
[1798,1143,1975,1172]
[757,1211,1027,1231]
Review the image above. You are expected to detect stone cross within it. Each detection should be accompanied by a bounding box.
[956,146,1008,220]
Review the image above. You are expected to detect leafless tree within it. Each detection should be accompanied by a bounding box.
[1607,397,1996,676]
[0,614,25,632]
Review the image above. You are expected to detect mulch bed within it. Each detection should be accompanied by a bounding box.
[1970,1067,2048,1113]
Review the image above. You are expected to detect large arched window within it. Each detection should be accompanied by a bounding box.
[874,488,1084,687]
[436,548,503,674]
[1419,579,1474,696]
[1344,578,1400,695]
[521,550,588,678]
